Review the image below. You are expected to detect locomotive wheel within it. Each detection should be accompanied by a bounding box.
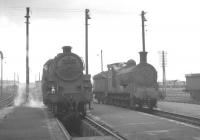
[50,104,54,112]
[78,102,86,116]
[150,99,157,109]
[52,104,58,115]
[147,101,154,110]
[138,99,144,109]
[129,98,136,110]
[138,103,143,109]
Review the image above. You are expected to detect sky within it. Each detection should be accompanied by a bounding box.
[0,0,200,82]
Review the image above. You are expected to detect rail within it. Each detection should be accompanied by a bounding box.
[98,102,200,127]
[138,108,200,127]
[152,109,200,126]
[85,115,127,140]
[0,95,14,108]
[56,119,72,140]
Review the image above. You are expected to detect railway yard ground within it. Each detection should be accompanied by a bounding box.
[158,101,200,118]
[89,102,200,140]
[1,97,200,140]
[0,105,116,140]
[0,106,68,140]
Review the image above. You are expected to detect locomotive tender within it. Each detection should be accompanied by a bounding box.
[93,51,160,109]
[42,46,92,116]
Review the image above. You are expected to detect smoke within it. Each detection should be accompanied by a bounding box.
[26,98,44,108]
[26,82,44,108]
[14,82,44,108]
[26,84,44,108]
[14,83,27,106]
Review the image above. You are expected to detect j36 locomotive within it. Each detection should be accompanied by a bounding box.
[42,46,92,116]
[93,51,161,109]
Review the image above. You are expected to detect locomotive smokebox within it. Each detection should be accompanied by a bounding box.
[139,51,147,63]
[62,46,72,54]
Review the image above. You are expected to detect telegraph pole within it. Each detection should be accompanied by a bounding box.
[0,51,3,97]
[141,11,146,52]
[14,72,15,86]
[25,7,30,102]
[17,74,19,85]
[101,50,103,72]
[85,9,91,75]
[162,51,167,96]
[139,11,148,64]
[159,51,167,98]
[14,72,16,94]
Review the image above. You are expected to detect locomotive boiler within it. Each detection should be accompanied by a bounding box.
[42,46,92,116]
[93,51,160,109]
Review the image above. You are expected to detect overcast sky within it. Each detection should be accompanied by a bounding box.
[0,0,200,82]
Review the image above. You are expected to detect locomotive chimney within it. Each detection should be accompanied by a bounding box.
[139,51,147,63]
[62,46,72,54]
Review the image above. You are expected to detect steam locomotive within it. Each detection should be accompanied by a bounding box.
[93,51,160,109]
[42,46,92,116]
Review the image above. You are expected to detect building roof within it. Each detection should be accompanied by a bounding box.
[185,73,200,78]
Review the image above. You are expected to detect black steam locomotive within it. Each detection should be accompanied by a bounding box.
[93,51,161,109]
[42,46,92,116]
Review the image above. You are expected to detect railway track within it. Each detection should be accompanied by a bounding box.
[147,109,200,126]
[0,95,15,108]
[110,102,200,127]
[84,115,127,140]
[98,103,200,127]
[56,119,72,140]
[56,114,127,140]
[132,107,200,127]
